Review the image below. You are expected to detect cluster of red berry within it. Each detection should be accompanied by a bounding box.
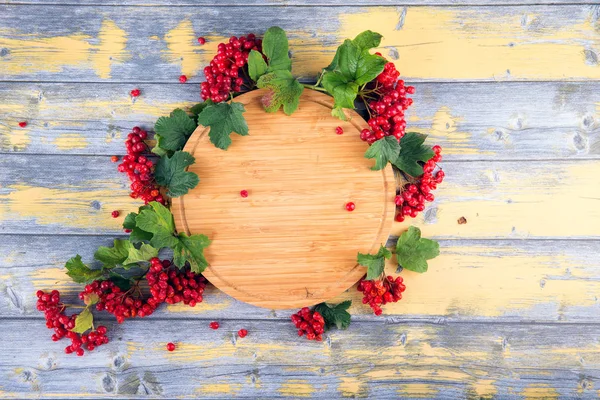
[36,290,108,356]
[146,258,207,307]
[200,34,262,103]
[116,126,164,205]
[357,276,406,316]
[291,307,325,341]
[359,60,415,144]
[395,146,444,222]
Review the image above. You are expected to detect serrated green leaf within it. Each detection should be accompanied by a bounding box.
[122,243,159,266]
[155,151,200,197]
[190,100,214,119]
[337,40,386,85]
[71,308,93,334]
[262,26,291,72]
[396,226,440,273]
[248,49,268,81]
[65,255,104,284]
[154,108,197,152]
[172,233,211,273]
[135,201,179,249]
[314,301,352,330]
[321,72,358,110]
[364,136,400,171]
[392,132,435,177]
[257,70,304,115]
[94,239,132,268]
[352,30,383,50]
[357,245,393,280]
[197,102,249,150]
[151,138,169,156]
[124,211,153,243]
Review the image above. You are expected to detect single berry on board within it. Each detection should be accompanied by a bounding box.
[111,210,120,218]
[179,75,188,83]
[240,190,249,198]
[345,202,355,212]
[335,126,343,135]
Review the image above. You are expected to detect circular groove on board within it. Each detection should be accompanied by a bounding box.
[172,89,394,309]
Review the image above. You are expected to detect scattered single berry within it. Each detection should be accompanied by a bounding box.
[18,121,27,128]
[130,89,141,97]
[335,126,343,135]
[179,75,188,83]
[197,37,206,45]
[166,342,176,351]
[237,329,248,338]
[240,190,248,198]
[110,155,119,163]
[111,210,120,218]
[209,321,220,330]
[345,202,355,212]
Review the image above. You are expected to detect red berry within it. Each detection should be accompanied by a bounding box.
[238,329,248,338]
[76,348,85,356]
[111,210,120,218]
[166,342,176,351]
[124,229,132,233]
[240,190,249,198]
[198,37,206,45]
[130,89,141,97]
[345,202,355,212]
[209,321,220,330]
[110,155,119,163]
[335,126,343,135]
[18,121,27,128]
[179,75,188,83]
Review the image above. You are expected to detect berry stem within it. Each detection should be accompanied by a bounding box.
[302,84,328,92]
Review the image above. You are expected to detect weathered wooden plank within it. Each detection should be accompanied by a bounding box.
[1,319,599,398]
[1,5,599,82]
[1,155,599,240]
[1,0,595,5]
[2,82,600,160]
[3,235,600,323]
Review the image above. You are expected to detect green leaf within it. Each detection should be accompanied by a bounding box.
[352,30,383,50]
[154,108,197,152]
[71,308,94,334]
[396,226,440,273]
[314,301,352,330]
[172,233,211,273]
[248,49,268,82]
[151,139,168,156]
[262,26,291,72]
[392,132,435,177]
[357,245,392,280]
[190,100,214,119]
[122,243,159,266]
[83,292,99,306]
[123,213,137,230]
[94,239,132,268]
[155,151,200,197]
[135,201,179,249]
[331,107,347,121]
[65,255,104,284]
[321,72,358,110]
[124,210,153,243]
[108,275,133,292]
[257,70,304,115]
[337,39,386,85]
[197,102,249,150]
[364,136,400,171]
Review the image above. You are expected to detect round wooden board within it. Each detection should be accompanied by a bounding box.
[171,89,395,309]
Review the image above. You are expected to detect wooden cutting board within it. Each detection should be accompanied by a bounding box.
[171,89,395,309]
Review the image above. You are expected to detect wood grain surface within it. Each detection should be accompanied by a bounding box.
[172,89,394,308]
[1,1,600,399]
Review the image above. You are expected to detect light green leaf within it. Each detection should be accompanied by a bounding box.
[172,233,211,273]
[135,201,179,249]
[352,30,383,50]
[248,49,268,81]
[262,26,291,72]
[122,243,159,266]
[65,255,103,284]
[337,40,386,85]
[71,308,93,334]
[94,239,132,268]
[257,70,304,115]
[321,72,358,110]
[197,102,249,150]
[357,245,393,280]
[364,136,400,171]
[396,226,440,273]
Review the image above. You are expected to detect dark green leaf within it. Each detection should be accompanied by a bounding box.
[94,239,132,268]
[122,243,159,266]
[65,255,104,284]
[364,136,400,171]
[155,151,200,197]
[172,233,211,273]
[197,102,249,150]
[392,132,435,177]
[71,308,93,334]
[248,49,268,82]
[154,108,197,152]
[124,209,153,243]
[314,301,352,330]
[357,245,392,280]
[190,100,214,119]
[257,70,304,115]
[337,40,386,85]
[396,226,440,273]
[262,26,291,72]
[108,275,133,292]
[123,213,137,230]
[352,30,383,50]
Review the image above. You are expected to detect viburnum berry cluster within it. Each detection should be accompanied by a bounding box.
[36,290,108,356]
[116,126,164,205]
[291,307,325,341]
[359,60,415,144]
[201,34,262,103]
[395,146,444,222]
[357,275,406,316]
[82,258,207,324]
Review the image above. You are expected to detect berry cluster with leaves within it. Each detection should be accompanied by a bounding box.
[291,301,352,341]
